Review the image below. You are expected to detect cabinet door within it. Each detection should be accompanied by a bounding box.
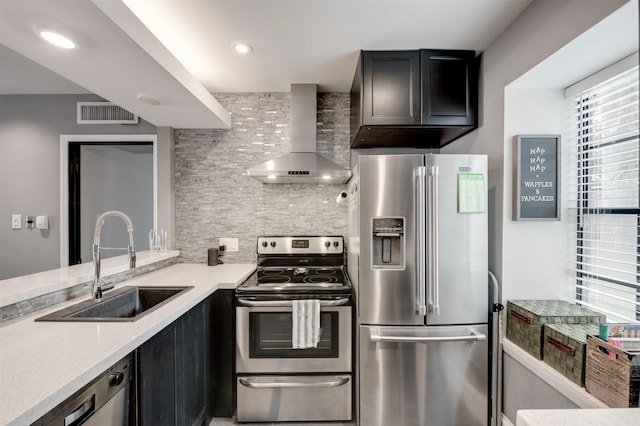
[179,300,207,426]
[138,321,179,426]
[210,289,235,417]
[138,297,211,426]
[421,49,477,126]
[363,51,420,125]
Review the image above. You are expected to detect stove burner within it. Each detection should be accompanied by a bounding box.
[303,275,338,284]
[262,269,285,275]
[313,268,336,275]
[258,275,291,284]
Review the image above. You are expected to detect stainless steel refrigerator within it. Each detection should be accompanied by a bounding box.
[347,154,489,426]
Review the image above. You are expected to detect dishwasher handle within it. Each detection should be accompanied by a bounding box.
[64,395,95,426]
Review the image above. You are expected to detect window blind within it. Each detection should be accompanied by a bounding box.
[568,62,639,323]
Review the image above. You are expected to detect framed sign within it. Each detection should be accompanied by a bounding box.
[513,134,560,221]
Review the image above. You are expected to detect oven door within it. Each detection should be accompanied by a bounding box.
[236,297,352,373]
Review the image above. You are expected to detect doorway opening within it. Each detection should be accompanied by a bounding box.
[68,142,153,265]
[60,134,157,268]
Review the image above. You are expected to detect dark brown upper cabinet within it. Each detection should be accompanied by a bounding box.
[350,49,478,149]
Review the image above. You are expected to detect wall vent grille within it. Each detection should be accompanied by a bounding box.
[77,102,139,124]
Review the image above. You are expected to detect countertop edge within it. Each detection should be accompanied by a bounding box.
[515,408,640,426]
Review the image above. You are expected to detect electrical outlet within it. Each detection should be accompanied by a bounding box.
[12,214,21,229]
[219,237,239,252]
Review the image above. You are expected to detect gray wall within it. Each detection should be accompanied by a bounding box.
[0,94,157,279]
[174,92,350,264]
[80,145,153,262]
[442,0,628,289]
[439,0,630,422]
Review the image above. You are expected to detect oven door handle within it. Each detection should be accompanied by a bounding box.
[236,298,350,307]
[238,376,350,389]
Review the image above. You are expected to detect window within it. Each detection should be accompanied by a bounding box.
[568,57,639,322]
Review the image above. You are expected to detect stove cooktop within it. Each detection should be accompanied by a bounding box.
[236,236,352,295]
[236,266,351,294]
[258,267,347,284]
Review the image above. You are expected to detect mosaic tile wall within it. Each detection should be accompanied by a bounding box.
[174,92,350,264]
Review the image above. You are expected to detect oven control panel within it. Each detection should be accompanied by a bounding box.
[257,236,343,254]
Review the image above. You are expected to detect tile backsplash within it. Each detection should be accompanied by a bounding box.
[174,92,350,264]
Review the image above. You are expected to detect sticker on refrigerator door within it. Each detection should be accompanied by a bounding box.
[457,173,485,213]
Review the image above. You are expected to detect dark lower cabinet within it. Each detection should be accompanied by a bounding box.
[138,296,211,426]
[209,289,235,417]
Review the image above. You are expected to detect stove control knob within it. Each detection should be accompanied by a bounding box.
[333,241,339,248]
[324,241,331,248]
[261,241,268,248]
[270,241,276,248]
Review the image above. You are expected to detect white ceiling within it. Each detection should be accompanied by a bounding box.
[1,0,536,128]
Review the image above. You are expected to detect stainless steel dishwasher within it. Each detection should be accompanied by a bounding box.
[32,353,133,426]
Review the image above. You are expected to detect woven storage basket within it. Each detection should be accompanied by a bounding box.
[543,323,598,386]
[507,300,605,360]
[585,335,640,408]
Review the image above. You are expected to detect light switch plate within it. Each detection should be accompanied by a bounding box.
[12,214,21,229]
[219,237,239,252]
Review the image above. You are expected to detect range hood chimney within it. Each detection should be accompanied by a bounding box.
[246,84,351,184]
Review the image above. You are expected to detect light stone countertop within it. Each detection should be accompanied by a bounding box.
[0,262,255,426]
[516,408,640,425]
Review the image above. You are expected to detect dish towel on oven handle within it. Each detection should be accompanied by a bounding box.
[292,299,320,349]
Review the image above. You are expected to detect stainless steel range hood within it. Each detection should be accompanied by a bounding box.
[246,84,351,184]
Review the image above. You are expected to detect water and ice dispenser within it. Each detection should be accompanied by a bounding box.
[371,217,405,269]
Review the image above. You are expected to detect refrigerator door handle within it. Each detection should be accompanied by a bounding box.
[415,166,427,316]
[370,329,487,343]
[428,165,440,315]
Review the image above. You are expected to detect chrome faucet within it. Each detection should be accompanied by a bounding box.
[92,211,136,301]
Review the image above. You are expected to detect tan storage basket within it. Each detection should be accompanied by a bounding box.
[543,323,598,386]
[585,335,640,408]
[507,300,605,359]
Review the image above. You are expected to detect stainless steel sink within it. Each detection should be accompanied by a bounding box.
[36,286,193,322]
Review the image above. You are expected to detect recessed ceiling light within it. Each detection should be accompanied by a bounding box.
[136,94,161,106]
[231,41,253,55]
[36,27,76,49]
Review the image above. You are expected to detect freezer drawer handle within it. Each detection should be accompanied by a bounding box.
[239,377,349,389]
[370,330,486,343]
[236,298,350,307]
